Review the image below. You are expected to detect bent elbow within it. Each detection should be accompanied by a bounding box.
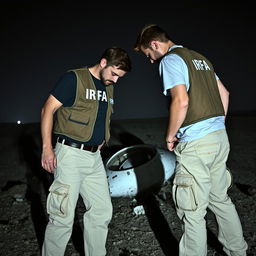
[172,95,189,110]
[41,107,46,118]
[181,98,189,109]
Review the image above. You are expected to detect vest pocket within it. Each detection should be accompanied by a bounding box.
[65,110,92,140]
[172,173,197,211]
[47,181,70,218]
[68,111,90,125]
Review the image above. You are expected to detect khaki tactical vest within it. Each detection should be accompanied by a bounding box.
[54,67,114,143]
[165,47,225,127]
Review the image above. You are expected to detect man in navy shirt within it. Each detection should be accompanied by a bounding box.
[41,47,131,256]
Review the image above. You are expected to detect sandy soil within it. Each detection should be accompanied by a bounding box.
[0,116,255,256]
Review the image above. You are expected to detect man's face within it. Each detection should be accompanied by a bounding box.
[100,65,126,85]
[141,46,162,64]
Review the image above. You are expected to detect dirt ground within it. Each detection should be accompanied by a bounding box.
[0,116,255,256]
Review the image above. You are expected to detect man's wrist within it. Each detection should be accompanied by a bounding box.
[42,144,53,150]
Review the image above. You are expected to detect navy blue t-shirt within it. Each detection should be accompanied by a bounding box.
[51,71,108,145]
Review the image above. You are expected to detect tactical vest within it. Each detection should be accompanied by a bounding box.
[165,47,225,127]
[54,67,114,143]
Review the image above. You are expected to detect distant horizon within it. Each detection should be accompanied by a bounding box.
[1,111,256,125]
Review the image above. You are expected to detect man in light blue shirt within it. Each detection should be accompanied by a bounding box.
[134,24,247,256]
[160,44,225,142]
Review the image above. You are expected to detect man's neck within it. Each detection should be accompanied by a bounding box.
[167,40,175,50]
[88,64,100,80]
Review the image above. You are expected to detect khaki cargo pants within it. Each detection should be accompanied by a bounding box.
[42,142,113,256]
[172,129,248,256]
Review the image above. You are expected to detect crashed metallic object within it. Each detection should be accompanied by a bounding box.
[105,144,176,197]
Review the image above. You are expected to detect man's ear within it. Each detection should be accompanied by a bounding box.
[150,40,159,50]
[100,58,107,68]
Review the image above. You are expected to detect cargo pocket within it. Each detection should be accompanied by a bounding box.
[172,173,197,211]
[47,181,70,218]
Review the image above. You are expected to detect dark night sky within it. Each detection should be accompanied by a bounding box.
[1,1,255,123]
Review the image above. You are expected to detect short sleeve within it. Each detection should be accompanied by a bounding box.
[159,54,188,96]
[50,71,77,107]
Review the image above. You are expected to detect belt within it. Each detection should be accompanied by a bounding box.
[57,137,98,152]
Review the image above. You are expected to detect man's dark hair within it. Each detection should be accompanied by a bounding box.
[101,47,132,72]
[134,24,170,51]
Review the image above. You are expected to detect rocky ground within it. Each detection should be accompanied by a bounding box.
[0,116,255,256]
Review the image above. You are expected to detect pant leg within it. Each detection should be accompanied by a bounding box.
[42,143,93,256]
[79,150,113,256]
[173,138,212,256]
[207,130,248,256]
[172,130,248,256]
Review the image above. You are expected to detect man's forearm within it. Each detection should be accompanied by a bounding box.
[217,79,229,117]
[222,92,229,117]
[41,108,54,150]
[166,98,188,141]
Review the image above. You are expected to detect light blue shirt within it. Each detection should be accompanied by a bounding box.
[159,45,225,142]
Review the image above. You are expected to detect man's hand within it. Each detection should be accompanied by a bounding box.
[40,94,62,173]
[166,137,179,151]
[98,140,106,150]
[41,147,57,173]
